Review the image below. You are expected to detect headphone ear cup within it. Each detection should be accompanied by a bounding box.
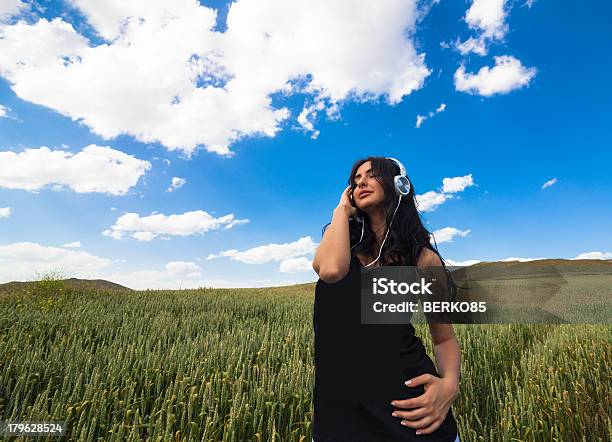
[350,191,358,208]
[394,175,411,196]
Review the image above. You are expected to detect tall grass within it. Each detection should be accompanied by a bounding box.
[0,279,609,441]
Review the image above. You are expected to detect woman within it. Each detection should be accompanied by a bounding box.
[311,156,461,442]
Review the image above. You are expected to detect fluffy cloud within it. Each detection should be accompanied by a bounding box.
[456,0,508,56]
[416,190,453,212]
[0,0,430,157]
[279,256,313,273]
[0,0,27,21]
[167,177,186,192]
[541,177,557,189]
[0,103,9,117]
[442,251,612,268]
[0,206,11,218]
[89,268,302,290]
[573,251,612,260]
[415,114,427,129]
[465,0,508,39]
[0,241,112,282]
[454,55,537,96]
[415,173,475,212]
[431,227,471,244]
[455,36,487,56]
[443,258,481,267]
[103,209,249,241]
[0,145,151,195]
[207,236,317,268]
[442,174,474,193]
[62,241,81,248]
[499,256,548,262]
[0,241,303,288]
[415,102,445,128]
[166,261,201,278]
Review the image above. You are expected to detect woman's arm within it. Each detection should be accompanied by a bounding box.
[418,247,461,394]
[389,246,461,435]
[428,323,460,397]
[312,205,352,283]
[313,185,357,283]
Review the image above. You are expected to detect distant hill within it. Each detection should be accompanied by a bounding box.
[0,278,133,293]
[0,259,609,294]
[446,258,612,280]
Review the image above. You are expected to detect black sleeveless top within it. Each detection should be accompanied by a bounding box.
[312,254,459,442]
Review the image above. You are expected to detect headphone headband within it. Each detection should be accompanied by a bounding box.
[385,157,406,177]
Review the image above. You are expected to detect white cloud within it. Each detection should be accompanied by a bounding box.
[465,0,508,40]
[0,0,430,157]
[0,206,11,218]
[0,241,112,282]
[165,260,202,278]
[455,36,487,56]
[89,267,303,290]
[524,0,536,8]
[415,102,445,128]
[167,176,186,192]
[0,0,27,22]
[541,177,557,189]
[416,191,452,212]
[0,145,151,195]
[207,236,317,265]
[443,258,481,267]
[279,256,313,273]
[415,173,475,212]
[103,209,249,241]
[499,256,547,262]
[415,114,426,128]
[456,0,508,55]
[454,56,537,96]
[0,103,9,117]
[573,251,612,260]
[442,251,612,267]
[431,227,471,244]
[442,174,474,193]
[62,241,81,248]
[0,241,306,288]
[296,99,325,139]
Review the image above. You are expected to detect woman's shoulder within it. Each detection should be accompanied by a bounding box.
[416,246,443,268]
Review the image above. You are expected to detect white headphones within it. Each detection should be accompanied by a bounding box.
[351,157,411,268]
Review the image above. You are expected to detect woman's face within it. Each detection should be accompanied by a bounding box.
[353,161,385,209]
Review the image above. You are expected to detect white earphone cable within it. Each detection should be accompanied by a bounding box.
[363,194,402,268]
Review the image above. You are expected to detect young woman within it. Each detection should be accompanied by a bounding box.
[311,156,461,442]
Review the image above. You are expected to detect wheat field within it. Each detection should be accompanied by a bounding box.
[0,276,610,441]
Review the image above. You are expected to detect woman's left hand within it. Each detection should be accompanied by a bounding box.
[390,373,459,435]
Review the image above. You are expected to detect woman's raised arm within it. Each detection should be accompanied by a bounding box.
[312,186,356,283]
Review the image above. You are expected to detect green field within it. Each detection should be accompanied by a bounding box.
[0,275,610,441]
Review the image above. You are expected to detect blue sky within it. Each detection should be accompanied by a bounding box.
[0,0,610,289]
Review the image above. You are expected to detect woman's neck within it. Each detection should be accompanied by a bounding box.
[368,208,387,244]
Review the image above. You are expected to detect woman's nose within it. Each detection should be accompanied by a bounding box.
[356,176,369,187]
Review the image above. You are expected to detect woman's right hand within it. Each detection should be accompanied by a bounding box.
[336,185,358,218]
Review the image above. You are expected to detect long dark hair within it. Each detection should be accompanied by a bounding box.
[322,156,446,268]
